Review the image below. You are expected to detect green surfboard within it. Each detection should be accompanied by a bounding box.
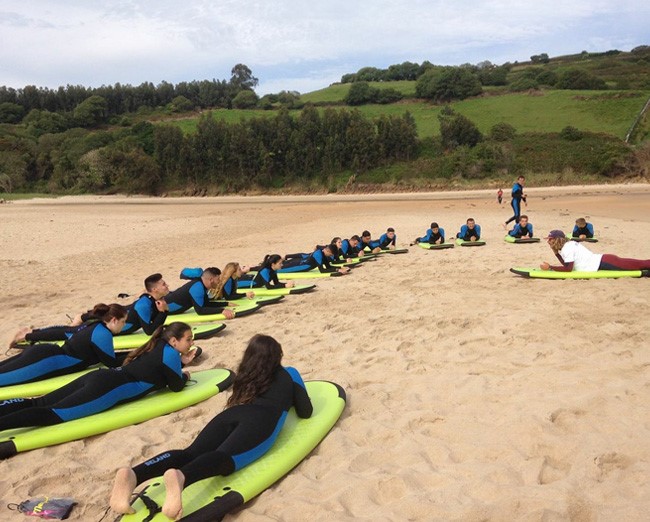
[504,235,540,244]
[417,242,454,250]
[120,380,346,521]
[275,270,343,280]
[0,369,234,460]
[166,300,260,325]
[235,284,316,296]
[114,324,226,350]
[455,238,486,247]
[0,369,98,401]
[510,267,649,279]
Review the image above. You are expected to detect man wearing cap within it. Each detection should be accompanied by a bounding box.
[541,230,650,272]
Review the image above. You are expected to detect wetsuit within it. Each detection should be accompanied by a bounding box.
[416,228,445,244]
[0,322,120,386]
[340,239,361,258]
[377,233,396,249]
[508,223,533,238]
[505,181,524,225]
[165,279,227,316]
[456,224,481,241]
[572,224,594,239]
[0,341,187,430]
[280,249,336,273]
[130,366,312,488]
[221,277,248,300]
[121,294,168,335]
[251,267,287,289]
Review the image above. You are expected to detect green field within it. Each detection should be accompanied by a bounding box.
[166,89,650,140]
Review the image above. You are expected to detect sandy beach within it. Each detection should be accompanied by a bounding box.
[1,183,649,521]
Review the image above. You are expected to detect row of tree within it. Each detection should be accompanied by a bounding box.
[0,107,418,194]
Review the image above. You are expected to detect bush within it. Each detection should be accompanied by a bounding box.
[556,69,607,90]
[416,67,482,102]
[438,107,482,149]
[560,126,583,141]
[489,122,517,141]
[232,90,259,109]
[509,77,539,92]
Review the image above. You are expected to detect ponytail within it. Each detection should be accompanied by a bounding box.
[261,254,282,269]
[89,303,128,322]
[122,322,191,365]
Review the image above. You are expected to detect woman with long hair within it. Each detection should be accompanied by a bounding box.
[0,322,195,430]
[211,262,255,301]
[541,230,650,272]
[0,303,127,386]
[110,334,312,520]
[250,254,295,289]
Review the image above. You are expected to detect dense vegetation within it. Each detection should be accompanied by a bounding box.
[0,47,649,196]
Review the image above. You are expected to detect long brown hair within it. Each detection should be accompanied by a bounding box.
[548,237,569,254]
[211,262,241,299]
[122,322,191,366]
[88,303,128,322]
[226,334,283,407]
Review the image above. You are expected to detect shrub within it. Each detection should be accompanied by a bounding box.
[560,126,583,141]
[489,122,517,141]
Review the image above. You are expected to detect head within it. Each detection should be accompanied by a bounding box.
[466,218,475,229]
[201,267,221,290]
[211,262,241,299]
[90,303,128,334]
[386,227,395,239]
[262,254,283,271]
[349,235,360,247]
[430,222,439,232]
[576,217,587,227]
[518,175,525,185]
[545,230,568,253]
[322,245,333,257]
[123,322,193,365]
[144,273,169,299]
[227,334,284,407]
[361,230,372,244]
[519,215,528,227]
[330,237,342,249]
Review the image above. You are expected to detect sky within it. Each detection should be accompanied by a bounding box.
[1,1,648,96]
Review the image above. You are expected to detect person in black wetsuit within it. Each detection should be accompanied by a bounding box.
[506,215,534,239]
[456,218,481,241]
[340,235,362,258]
[165,267,235,319]
[505,175,526,226]
[249,255,295,290]
[281,245,350,274]
[214,262,255,301]
[0,322,196,431]
[572,217,595,240]
[412,222,445,245]
[0,303,127,387]
[376,227,397,250]
[110,333,313,520]
[359,230,382,254]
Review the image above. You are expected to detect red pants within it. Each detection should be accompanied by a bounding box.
[600,254,650,271]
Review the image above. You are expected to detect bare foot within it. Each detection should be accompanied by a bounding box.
[162,469,185,520]
[110,467,136,514]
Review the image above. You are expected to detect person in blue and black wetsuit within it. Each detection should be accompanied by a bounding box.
[359,230,381,254]
[412,222,445,245]
[165,267,235,319]
[250,255,295,290]
[507,215,533,239]
[377,227,397,250]
[572,217,595,240]
[456,218,481,242]
[0,303,127,387]
[281,245,350,274]
[214,262,255,300]
[505,175,526,226]
[0,322,197,431]
[110,333,313,520]
[340,235,362,258]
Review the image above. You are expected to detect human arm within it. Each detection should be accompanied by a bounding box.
[285,367,313,418]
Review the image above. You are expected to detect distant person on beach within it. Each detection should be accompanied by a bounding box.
[506,215,533,239]
[571,218,595,240]
[540,230,650,272]
[110,333,313,520]
[497,188,503,205]
[456,218,481,242]
[412,222,445,245]
[505,175,526,226]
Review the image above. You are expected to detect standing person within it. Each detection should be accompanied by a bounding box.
[505,175,526,226]
[0,304,127,386]
[507,215,534,239]
[0,322,195,430]
[412,222,445,245]
[540,230,650,272]
[497,188,503,205]
[165,267,235,319]
[110,333,313,520]
[456,218,482,242]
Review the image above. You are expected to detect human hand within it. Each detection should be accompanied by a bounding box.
[155,299,169,312]
[246,291,255,299]
[286,281,295,288]
[540,262,550,270]
[223,309,235,320]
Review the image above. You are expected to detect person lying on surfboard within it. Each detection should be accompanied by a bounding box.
[411,222,445,245]
[0,304,127,387]
[212,262,255,301]
[541,230,650,272]
[340,235,363,258]
[166,267,235,319]
[110,333,313,521]
[456,218,481,242]
[506,215,534,239]
[571,218,595,240]
[359,230,382,254]
[0,322,196,431]
[376,227,397,250]
[281,244,350,274]
[250,255,295,289]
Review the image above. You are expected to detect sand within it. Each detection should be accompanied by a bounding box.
[0,183,649,521]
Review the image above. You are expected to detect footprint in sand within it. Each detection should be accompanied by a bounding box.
[594,452,631,482]
[537,455,571,484]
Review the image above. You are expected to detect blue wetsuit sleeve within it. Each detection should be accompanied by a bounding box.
[458,225,467,239]
[190,281,225,315]
[508,225,519,237]
[529,224,534,237]
[90,325,119,368]
[475,225,481,239]
[134,297,168,335]
[285,366,313,418]
[587,223,594,237]
[161,345,188,392]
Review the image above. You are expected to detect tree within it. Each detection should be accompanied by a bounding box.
[438,107,482,149]
[74,95,108,127]
[556,69,607,90]
[0,102,24,123]
[230,64,258,90]
[416,67,482,102]
[232,90,259,109]
[345,82,376,106]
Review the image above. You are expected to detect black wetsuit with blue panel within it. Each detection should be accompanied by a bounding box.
[222,277,248,300]
[457,224,481,241]
[505,181,524,225]
[572,224,594,238]
[121,294,168,335]
[416,228,445,244]
[0,321,120,386]
[0,340,187,430]
[251,267,287,289]
[508,223,533,238]
[129,365,312,488]
[165,279,227,316]
[340,239,361,258]
[279,248,336,273]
